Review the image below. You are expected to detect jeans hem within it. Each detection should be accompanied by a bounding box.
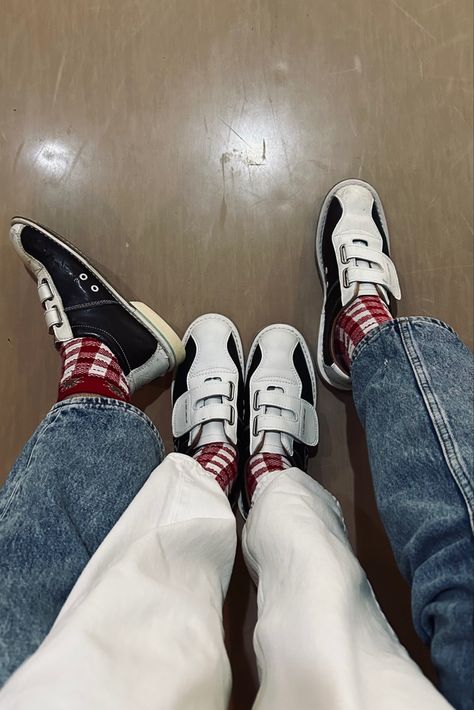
[352,316,457,365]
[49,397,163,453]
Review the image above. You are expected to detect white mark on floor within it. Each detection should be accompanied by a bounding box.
[358,146,366,178]
[52,51,67,107]
[423,0,452,13]
[12,140,25,173]
[436,32,471,49]
[459,213,474,235]
[404,264,472,276]
[389,0,437,40]
[328,55,362,76]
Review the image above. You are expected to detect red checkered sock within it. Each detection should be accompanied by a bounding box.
[246,452,292,501]
[58,337,130,402]
[334,295,392,372]
[193,443,238,496]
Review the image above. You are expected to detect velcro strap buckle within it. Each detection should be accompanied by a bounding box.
[339,240,401,300]
[172,381,236,438]
[44,306,63,329]
[252,390,318,446]
[38,281,54,303]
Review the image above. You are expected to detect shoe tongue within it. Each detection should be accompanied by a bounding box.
[192,376,227,447]
[260,386,289,456]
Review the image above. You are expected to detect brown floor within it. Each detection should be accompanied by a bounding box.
[0,1,472,707]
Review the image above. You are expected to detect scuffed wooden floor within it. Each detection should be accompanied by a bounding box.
[0,1,472,707]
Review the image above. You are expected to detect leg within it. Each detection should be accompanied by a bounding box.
[315,179,474,709]
[242,469,451,710]
[241,324,449,709]
[0,453,236,710]
[1,312,244,708]
[0,397,164,684]
[1,217,185,684]
[352,318,474,708]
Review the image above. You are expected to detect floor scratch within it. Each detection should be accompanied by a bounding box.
[459,213,474,235]
[52,51,67,107]
[389,0,437,40]
[436,32,470,49]
[63,141,86,181]
[12,140,25,173]
[219,119,251,148]
[423,0,451,13]
[404,264,472,276]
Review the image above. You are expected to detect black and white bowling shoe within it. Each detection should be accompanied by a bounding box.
[10,217,185,391]
[171,314,245,496]
[240,324,319,517]
[315,179,401,390]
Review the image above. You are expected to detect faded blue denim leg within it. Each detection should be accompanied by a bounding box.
[352,317,474,710]
[0,396,164,686]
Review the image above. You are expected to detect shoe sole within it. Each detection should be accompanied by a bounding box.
[10,217,186,370]
[314,178,391,391]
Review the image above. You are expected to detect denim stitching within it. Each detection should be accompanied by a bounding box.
[399,320,474,533]
[0,411,62,523]
[352,317,457,365]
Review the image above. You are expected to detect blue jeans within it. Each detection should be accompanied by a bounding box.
[0,398,164,685]
[0,318,473,709]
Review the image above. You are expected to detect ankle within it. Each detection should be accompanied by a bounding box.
[333,295,392,372]
[57,338,130,403]
[246,452,291,501]
[193,442,238,496]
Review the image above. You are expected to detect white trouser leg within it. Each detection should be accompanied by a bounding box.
[0,453,236,710]
[242,468,452,710]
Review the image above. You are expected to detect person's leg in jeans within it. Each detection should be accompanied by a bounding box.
[0,313,245,710]
[0,217,185,684]
[239,324,450,709]
[316,179,474,709]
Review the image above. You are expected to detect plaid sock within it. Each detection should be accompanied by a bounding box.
[58,337,130,402]
[193,443,238,496]
[246,452,291,501]
[334,295,392,372]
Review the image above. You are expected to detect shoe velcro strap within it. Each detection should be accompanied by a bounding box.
[342,243,388,266]
[172,394,235,438]
[344,258,401,300]
[189,380,234,404]
[255,389,303,412]
[38,281,54,303]
[44,306,63,329]
[335,233,402,305]
[252,395,318,446]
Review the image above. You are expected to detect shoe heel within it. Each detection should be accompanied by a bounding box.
[131,301,186,367]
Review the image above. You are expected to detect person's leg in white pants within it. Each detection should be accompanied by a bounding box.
[0,453,236,710]
[240,324,450,709]
[243,468,451,710]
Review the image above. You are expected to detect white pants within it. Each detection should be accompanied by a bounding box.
[0,453,451,709]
